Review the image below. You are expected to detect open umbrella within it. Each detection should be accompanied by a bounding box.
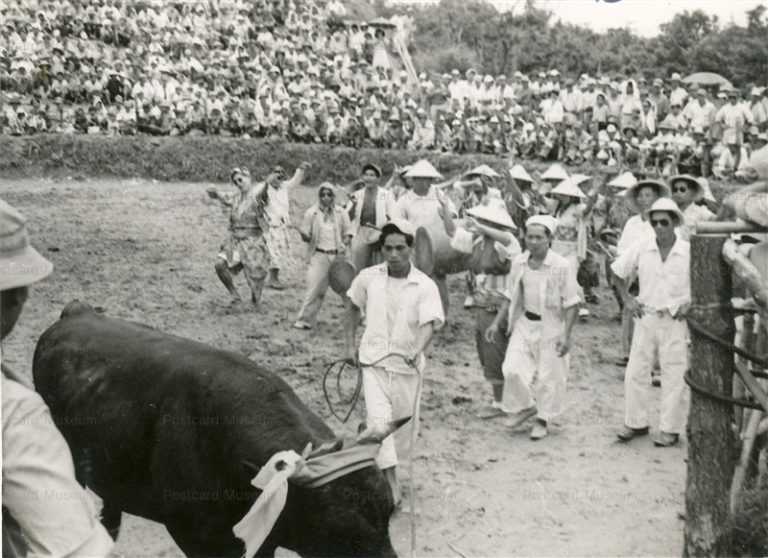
[367,17,397,29]
[683,72,732,88]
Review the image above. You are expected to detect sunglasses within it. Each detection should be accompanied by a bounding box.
[651,218,671,228]
[672,186,689,193]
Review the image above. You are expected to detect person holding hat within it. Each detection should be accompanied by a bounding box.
[347,162,398,272]
[447,201,522,418]
[207,167,272,307]
[260,162,310,290]
[669,174,715,240]
[396,159,457,311]
[293,182,352,330]
[484,214,580,440]
[345,218,444,505]
[612,198,691,447]
[0,199,114,557]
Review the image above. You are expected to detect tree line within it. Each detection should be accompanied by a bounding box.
[373,0,768,87]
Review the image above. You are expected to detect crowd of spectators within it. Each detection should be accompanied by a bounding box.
[2,0,768,180]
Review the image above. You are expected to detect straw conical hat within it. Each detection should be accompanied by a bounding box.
[608,171,637,189]
[550,178,587,199]
[465,164,501,178]
[570,173,591,185]
[540,163,569,181]
[404,159,443,179]
[466,203,516,229]
[509,164,533,182]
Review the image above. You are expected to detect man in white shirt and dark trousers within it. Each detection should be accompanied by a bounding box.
[345,219,445,506]
[612,198,691,447]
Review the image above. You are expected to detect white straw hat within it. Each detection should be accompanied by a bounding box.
[404,159,443,179]
[0,198,54,291]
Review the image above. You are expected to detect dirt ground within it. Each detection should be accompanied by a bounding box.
[1,176,686,558]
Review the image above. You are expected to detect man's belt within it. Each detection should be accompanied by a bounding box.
[524,310,542,321]
[644,307,672,318]
[316,248,338,255]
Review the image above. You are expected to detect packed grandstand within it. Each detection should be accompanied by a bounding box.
[1,0,768,179]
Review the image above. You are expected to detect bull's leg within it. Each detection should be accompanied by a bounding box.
[215,260,242,301]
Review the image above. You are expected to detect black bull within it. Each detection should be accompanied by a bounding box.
[32,302,397,558]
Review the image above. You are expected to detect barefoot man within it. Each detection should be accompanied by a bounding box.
[207,167,270,307]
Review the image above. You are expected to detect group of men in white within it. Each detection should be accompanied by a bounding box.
[231,157,708,505]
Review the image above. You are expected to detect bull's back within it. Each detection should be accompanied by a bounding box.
[32,302,334,522]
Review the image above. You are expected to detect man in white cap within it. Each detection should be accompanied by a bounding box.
[485,214,580,440]
[1,199,114,557]
[612,198,690,447]
[293,182,352,330]
[344,219,444,505]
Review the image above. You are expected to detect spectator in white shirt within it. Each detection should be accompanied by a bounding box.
[613,198,691,448]
[682,88,716,132]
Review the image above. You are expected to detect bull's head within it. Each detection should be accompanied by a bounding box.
[238,418,409,558]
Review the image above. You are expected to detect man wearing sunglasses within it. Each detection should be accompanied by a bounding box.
[669,174,715,241]
[293,182,352,330]
[611,198,691,447]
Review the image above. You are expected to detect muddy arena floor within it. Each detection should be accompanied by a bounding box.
[1,177,685,557]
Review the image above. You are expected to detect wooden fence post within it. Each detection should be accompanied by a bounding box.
[684,234,736,557]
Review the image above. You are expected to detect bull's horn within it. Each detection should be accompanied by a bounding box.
[307,439,344,459]
[301,442,313,460]
[354,416,413,445]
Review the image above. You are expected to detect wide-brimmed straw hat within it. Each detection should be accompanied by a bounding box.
[464,164,501,179]
[361,163,382,178]
[608,171,637,189]
[0,199,54,291]
[413,226,434,275]
[669,174,703,199]
[328,259,357,295]
[509,164,534,183]
[625,179,671,212]
[540,163,569,182]
[648,198,684,226]
[404,160,443,179]
[550,178,587,199]
[467,203,517,230]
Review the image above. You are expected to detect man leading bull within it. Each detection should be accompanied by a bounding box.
[345,219,445,505]
[1,198,114,557]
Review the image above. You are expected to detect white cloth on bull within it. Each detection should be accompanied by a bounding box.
[233,450,304,558]
[233,444,381,556]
